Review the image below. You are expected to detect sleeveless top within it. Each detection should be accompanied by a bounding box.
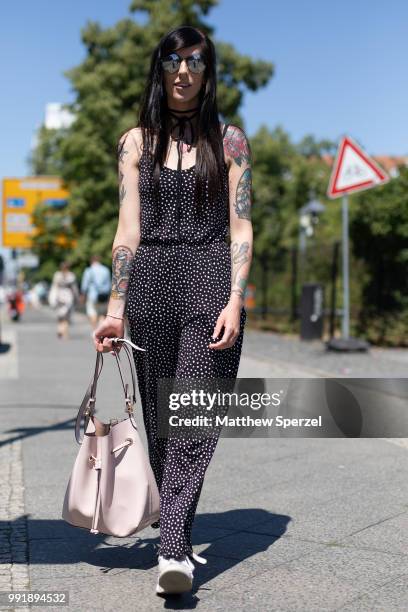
[137,123,230,246]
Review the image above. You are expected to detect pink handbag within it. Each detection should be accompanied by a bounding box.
[62,338,160,537]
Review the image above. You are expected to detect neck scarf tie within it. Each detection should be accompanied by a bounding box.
[166,107,200,236]
[167,106,199,172]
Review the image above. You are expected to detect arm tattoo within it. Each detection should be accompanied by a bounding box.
[118,169,126,206]
[118,148,128,164]
[118,136,128,206]
[117,135,129,164]
[119,183,126,206]
[111,245,134,300]
[235,168,252,220]
[224,126,251,166]
[231,241,250,299]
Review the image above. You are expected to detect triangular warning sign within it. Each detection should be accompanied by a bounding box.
[327,136,389,199]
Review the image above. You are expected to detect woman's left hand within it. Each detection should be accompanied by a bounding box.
[208,295,243,350]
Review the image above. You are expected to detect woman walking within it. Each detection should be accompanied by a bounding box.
[93,25,253,595]
[49,261,79,340]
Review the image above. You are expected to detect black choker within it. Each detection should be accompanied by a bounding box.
[167,106,200,114]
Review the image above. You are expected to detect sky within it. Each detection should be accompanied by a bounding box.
[1,0,407,182]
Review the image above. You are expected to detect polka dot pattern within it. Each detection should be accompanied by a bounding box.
[125,132,247,560]
[138,155,230,246]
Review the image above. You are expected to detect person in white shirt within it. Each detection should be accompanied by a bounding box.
[80,255,111,329]
[49,261,79,339]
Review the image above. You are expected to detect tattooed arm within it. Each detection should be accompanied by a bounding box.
[106,128,142,319]
[94,128,142,351]
[208,125,253,350]
[224,125,253,306]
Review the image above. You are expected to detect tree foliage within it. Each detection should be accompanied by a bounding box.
[249,124,333,261]
[350,166,408,342]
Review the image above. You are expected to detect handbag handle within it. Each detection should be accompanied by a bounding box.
[75,338,146,444]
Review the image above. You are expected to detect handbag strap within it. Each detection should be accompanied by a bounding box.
[75,355,103,445]
[75,338,146,444]
[112,343,136,403]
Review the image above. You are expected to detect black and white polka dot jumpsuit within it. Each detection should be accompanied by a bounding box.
[125,122,247,560]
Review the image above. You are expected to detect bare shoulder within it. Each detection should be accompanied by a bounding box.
[128,127,143,150]
[222,124,251,168]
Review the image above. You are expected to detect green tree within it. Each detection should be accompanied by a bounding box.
[350,166,408,344]
[29,201,77,283]
[247,123,334,321]
[249,124,333,258]
[27,125,67,176]
[296,134,337,158]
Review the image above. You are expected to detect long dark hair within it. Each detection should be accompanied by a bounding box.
[137,26,226,208]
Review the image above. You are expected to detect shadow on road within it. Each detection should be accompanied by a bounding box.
[3,508,290,602]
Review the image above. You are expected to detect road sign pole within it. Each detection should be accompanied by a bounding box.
[326,135,389,352]
[341,195,350,339]
[327,191,368,351]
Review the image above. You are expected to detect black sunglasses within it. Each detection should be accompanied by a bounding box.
[161,52,206,74]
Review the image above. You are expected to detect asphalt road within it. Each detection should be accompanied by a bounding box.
[1,305,407,611]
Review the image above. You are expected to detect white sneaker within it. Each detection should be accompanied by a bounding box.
[155,552,206,595]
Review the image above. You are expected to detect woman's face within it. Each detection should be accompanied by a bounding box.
[162,44,206,107]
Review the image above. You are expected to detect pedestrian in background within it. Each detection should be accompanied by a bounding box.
[49,261,79,340]
[80,255,111,330]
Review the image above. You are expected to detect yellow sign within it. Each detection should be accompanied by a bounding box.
[2,176,70,248]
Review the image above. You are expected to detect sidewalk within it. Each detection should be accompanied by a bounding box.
[1,306,408,611]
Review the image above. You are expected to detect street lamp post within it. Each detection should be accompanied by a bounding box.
[297,195,326,339]
[298,194,326,280]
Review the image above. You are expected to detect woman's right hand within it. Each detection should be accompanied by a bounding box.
[93,316,125,353]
